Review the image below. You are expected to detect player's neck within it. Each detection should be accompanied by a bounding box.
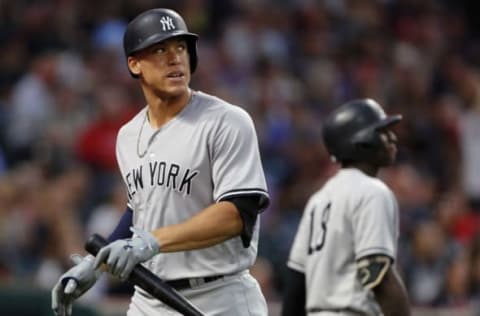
[144,89,192,128]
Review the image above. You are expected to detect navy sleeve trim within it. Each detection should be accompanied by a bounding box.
[217,188,270,211]
[107,207,133,242]
[356,247,395,262]
[221,195,264,248]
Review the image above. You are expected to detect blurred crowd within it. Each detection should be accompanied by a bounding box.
[1,0,480,312]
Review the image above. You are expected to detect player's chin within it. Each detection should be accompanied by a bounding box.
[163,83,189,97]
[374,145,395,166]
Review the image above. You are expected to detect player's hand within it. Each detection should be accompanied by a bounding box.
[51,254,102,316]
[94,227,160,281]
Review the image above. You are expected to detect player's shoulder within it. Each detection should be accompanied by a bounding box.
[334,168,392,197]
[193,90,253,123]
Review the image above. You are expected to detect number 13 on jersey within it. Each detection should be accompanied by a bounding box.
[308,202,331,255]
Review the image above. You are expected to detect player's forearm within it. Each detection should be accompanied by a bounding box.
[374,267,411,316]
[151,201,243,252]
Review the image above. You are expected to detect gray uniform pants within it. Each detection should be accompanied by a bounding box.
[127,270,267,316]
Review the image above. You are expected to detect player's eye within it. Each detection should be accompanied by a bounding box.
[177,42,186,51]
[379,130,396,143]
[153,46,166,54]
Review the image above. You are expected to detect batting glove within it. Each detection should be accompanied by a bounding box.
[51,254,102,316]
[94,227,160,281]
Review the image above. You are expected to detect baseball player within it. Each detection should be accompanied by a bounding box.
[52,8,269,316]
[281,99,410,316]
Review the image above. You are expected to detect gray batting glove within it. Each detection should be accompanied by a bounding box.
[51,254,102,316]
[94,227,160,281]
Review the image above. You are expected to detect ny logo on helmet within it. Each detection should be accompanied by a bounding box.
[160,16,175,31]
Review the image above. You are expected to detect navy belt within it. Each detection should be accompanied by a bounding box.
[166,275,225,290]
[308,307,364,314]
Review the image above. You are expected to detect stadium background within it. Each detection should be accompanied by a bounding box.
[1,0,480,315]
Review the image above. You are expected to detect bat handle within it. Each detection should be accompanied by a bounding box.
[85,234,107,255]
[85,234,205,316]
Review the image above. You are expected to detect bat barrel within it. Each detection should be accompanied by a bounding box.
[85,234,205,316]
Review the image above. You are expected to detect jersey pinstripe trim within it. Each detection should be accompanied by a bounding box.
[356,247,395,261]
[287,259,305,273]
[216,188,269,203]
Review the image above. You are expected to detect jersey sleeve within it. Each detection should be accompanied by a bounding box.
[351,186,399,261]
[211,107,269,209]
[287,198,315,273]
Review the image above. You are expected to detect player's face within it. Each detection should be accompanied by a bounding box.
[130,37,191,98]
[377,128,398,166]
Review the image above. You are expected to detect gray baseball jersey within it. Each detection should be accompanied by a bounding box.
[288,168,399,315]
[115,90,269,280]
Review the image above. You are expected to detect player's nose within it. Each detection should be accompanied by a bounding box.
[166,48,181,64]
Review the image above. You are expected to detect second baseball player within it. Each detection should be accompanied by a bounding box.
[282,99,411,316]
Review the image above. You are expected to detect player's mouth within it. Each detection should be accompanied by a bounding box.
[166,71,185,81]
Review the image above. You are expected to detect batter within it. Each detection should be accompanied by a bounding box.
[52,8,270,316]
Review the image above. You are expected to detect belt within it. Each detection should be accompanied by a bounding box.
[166,275,225,290]
[308,308,365,315]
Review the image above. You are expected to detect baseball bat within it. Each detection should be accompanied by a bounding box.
[85,234,205,316]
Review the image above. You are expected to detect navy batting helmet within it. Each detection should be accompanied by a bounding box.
[123,8,198,74]
[322,98,402,163]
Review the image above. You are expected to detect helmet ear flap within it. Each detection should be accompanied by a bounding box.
[353,127,387,157]
[351,127,374,146]
[186,37,198,73]
[351,133,376,162]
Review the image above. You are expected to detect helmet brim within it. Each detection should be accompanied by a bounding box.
[127,32,198,56]
[374,114,402,130]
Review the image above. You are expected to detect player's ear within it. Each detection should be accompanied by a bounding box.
[127,56,141,76]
